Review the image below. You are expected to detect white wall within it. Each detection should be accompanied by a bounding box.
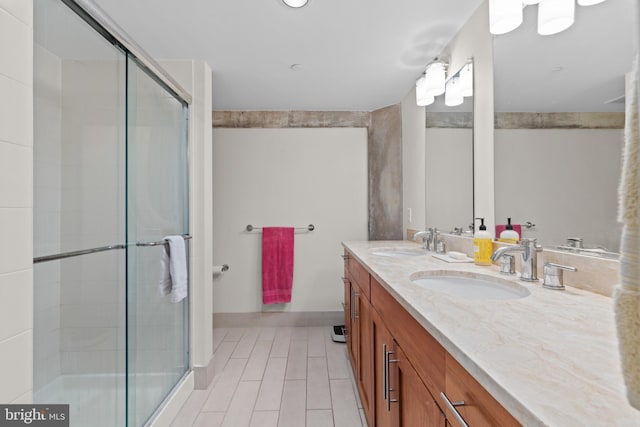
[212,128,368,313]
[495,128,623,250]
[0,0,34,404]
[402,86,426,233]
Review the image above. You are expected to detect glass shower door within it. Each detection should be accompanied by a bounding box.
[33,0,127,425]
[125,57,189,426]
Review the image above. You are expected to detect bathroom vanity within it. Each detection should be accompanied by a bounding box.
[342,241,640,427]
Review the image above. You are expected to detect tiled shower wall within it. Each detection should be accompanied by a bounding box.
[0,0,34,404]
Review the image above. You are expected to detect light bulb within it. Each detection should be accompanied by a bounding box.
[416,76,434,106]
[445,77,463,107]
[424,62,446,98]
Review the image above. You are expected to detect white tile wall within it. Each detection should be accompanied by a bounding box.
[0,0,32,25]
[0,331,33,403]
[0,270,32,340]
[0,0,33,404]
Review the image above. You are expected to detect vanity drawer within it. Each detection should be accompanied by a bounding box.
[444,353,520,427]
[348,253,371,299]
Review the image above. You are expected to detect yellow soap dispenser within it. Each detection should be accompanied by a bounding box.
[473,217,493,266]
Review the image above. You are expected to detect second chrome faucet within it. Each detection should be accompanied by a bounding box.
[491,238,542,282]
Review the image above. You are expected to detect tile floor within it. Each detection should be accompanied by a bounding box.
[170,326,368,427]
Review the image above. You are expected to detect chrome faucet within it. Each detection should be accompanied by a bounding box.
[491,238,542,282]
[412,230,431,250]
[412,228,437,251]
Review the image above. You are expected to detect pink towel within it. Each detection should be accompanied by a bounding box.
[262,227,295,304]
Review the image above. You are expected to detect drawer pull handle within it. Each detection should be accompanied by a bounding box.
[341,254,350,259]
[353,292,360,319]
[440,392,469,427]
[383,344,388,402]
[385,349,398,411]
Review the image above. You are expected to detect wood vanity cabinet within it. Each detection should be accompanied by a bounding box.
[343,250,522,427]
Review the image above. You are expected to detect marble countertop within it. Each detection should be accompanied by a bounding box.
[343,240,640,426]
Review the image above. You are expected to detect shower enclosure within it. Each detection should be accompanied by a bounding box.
[33,1,190,425]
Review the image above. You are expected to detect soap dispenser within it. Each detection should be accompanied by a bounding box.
[499,218,519,244]
[473,217,493,266]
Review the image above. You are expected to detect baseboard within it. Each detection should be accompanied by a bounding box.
[212,311,344,327]
[192,354,215,390]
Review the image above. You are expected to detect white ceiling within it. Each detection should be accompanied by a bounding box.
[87,0,484,111]
[36,0,636,113]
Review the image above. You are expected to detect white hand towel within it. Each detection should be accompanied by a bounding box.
[615,53,640,410]
[158,235,188,303]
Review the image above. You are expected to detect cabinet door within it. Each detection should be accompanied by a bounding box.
[372,307,396,427]
[357,293,374,427]
[393,345,446,427]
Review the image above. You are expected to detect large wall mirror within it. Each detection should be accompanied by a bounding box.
[425,61,474,233]
[492,1,635,254]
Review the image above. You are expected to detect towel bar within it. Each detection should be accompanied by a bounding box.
[136,234,192,247]
[245,224,314,232]
[34,235,193,263]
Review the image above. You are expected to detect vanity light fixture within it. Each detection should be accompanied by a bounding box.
[282,0,308,8]
[489,0,608,36]
[415,60,472,107]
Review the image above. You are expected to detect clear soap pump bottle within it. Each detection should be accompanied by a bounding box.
[473,217,493,266]
[499,218,519,244]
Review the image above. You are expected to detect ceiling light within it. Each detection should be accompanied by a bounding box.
[416,76,435,106]
[445,77,464,107]
[577,0,606,5]
[522,0,541,4]
[538,0,575,35]
[282,0,308,8]
[459,63,473,97]
[424,62,447,98]
[489,0,523,35]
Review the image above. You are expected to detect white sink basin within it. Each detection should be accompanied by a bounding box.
[410,271,530,300]
[370,247,426,257]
